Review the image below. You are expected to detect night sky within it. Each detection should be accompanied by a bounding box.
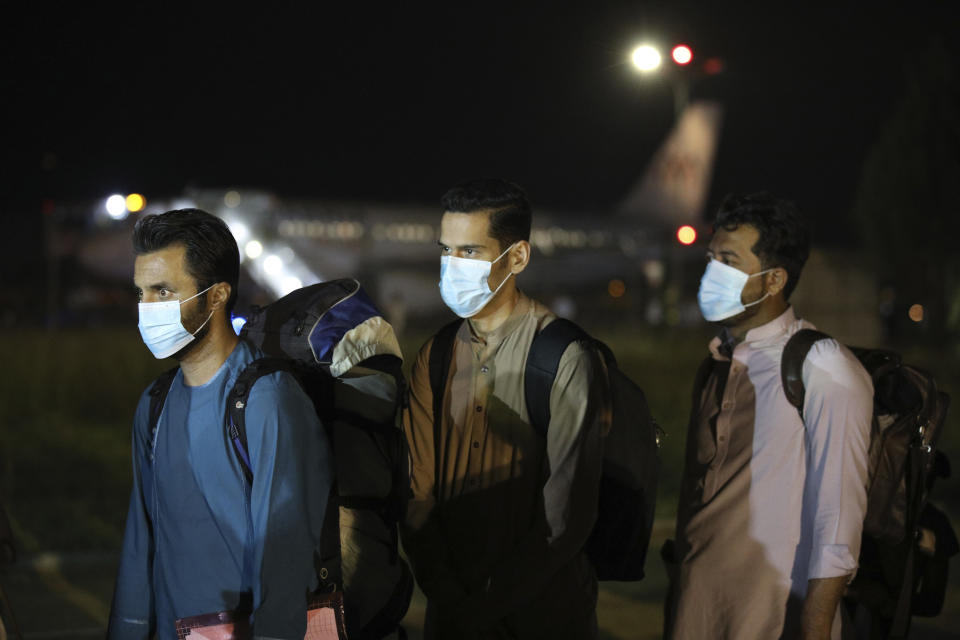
[4,2,958,243]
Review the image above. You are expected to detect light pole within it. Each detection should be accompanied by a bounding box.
[630,42,694,121]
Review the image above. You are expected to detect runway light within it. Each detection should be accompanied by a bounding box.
[231,316,247,335]
[125,193,146,212]
[105,195,128,220]
[244,240,264,259]
[909,304,924,323]
[263,254,283,275]
[672,45,693,65]
[631,45,662,72]
[677,225,697,245]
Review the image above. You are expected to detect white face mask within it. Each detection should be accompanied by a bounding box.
[697,260,773,322]
[439,244,516,318]
[138,285,215,359]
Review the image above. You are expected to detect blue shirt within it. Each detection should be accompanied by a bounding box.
[108,340,333,639]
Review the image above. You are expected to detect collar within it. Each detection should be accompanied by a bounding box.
[708,306,797,360]
[467,291,530,347]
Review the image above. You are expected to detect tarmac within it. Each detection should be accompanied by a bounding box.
[1,521,957,639]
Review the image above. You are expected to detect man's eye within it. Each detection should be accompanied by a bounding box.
[160,288,170,297]
[465,248,475,256]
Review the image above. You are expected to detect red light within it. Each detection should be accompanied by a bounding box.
[677,225,697,245]
[672,45,693,66]
[703,57,724,75]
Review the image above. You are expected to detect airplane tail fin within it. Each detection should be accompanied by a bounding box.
[615,101,723,226]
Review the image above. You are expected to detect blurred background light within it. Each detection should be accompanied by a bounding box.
[672,44,693,65]
[105,194,127,220]
[125,193,146,212]
[631,45,661,72]
[224,190,242,208]
[608,279,627,298]
[677,225,697,245]
[909,304,925,323]
[281,276,303,295]
[244,239,264,259]
[263,254,283,275]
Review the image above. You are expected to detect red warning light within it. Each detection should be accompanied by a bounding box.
[672,45,693,66]
[677,225,697,245]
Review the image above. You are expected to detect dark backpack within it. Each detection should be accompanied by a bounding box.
[428,317,661,581]
[781,329,957,640]
[149,279,413,640]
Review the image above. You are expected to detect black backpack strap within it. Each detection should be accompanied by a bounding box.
[524,318,591,438]
[427,319,462,492]
[226,357,297,483]
[780,328,832,419]
[148,366,179,440]
[227,357,345,590]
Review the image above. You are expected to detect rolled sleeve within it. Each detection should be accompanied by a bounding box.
[801,339,873,581]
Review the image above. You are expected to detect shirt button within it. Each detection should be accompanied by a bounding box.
[718,435,726,442]
[473,441,480,448]
[476,405,483,413]
[480,366,489,373]
[722,401,733,409]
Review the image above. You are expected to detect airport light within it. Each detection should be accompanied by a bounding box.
[677,225,697,245]
[631,45,662,72]
[105,194,128,220]
[281,276,303,295]
[244,239,264,259]
[672,45,693,65]
[224,191,242,208]
[263,254,283,275]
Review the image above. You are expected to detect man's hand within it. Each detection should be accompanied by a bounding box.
[801,575,849,640]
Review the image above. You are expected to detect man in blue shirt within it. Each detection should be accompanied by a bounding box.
[109,208,333,639]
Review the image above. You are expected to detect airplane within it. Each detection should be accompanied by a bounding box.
[57,101,724,332]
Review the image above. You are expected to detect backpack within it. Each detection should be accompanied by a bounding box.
[149,279,414,640]
[428,317,661,582]
[781,329,957,640]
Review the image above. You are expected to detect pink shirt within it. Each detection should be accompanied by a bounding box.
[672,307,873,640]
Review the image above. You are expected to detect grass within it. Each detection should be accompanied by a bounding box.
[1,325,958,553]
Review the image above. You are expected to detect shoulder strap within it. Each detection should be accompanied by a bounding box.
[428,319,462,497]
[781,328,832,417]
[525,318,591,439]
[148,366,179,436]
[226,357,297,483]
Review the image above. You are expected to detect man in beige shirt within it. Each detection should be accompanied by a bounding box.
[401,178,607,639]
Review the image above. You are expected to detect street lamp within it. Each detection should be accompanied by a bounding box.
[631,45,662,73]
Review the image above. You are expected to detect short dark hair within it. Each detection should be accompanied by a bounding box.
[713,192,811,300]
[440,178,532,251]
[133,208,240,312]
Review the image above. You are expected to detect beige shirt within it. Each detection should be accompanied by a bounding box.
[672,307,873,640]
[401,293,606,637]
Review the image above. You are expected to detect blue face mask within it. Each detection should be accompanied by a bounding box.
[138,285,215,359]
[438,244,515,318]
[697,260,772,322]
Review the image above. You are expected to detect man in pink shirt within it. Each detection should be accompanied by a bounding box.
[669,193,873,640]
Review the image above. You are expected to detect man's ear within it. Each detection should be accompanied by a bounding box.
[766,267,788,296]
[209,282,232,311]
[509,241,531,275]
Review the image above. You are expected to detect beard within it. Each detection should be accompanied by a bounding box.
[172,293,213,361]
